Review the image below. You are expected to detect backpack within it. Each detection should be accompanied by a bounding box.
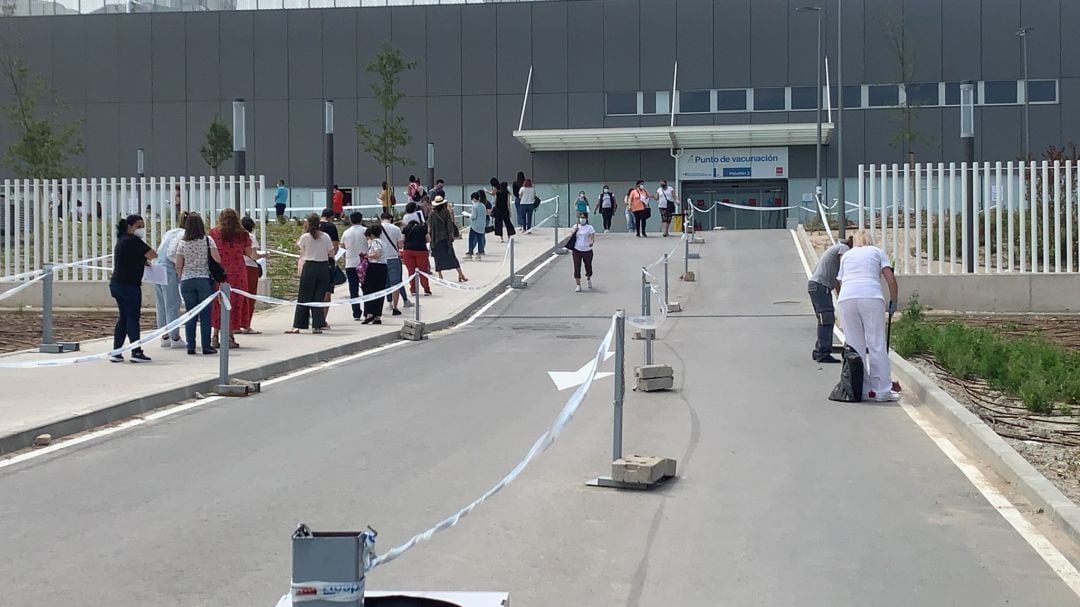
[409,183,425,202]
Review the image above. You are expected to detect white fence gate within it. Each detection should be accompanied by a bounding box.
[857,161,1079,275]
[1,176,266,281]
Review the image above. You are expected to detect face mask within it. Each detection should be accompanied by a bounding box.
[603,188,610,193]
[578,218,587,225]
[134,227,146,239]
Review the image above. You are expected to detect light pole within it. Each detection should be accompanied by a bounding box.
[325,100,334,212]
[427,142,435,193]
[835,0,845,242]
[1016,27,1033,160]
[960,81,976,273]
[796,6,824,211]
[136,147,144,207]
[232,98,246,212]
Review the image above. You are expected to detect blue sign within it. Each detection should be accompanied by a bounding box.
[722,167,752,177]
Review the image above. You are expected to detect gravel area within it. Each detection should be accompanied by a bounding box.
[0,311,155,354]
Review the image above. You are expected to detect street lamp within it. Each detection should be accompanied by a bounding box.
[136,147,144,207]
[232,98,246,212]
[325,100,334,212]
[835,0,846,242]
[795,5,824,215]
[427,142,436,193]
[1016,27,1034,160]
[960,81,976,273]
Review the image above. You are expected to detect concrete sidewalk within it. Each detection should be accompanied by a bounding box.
[0,231,556,455]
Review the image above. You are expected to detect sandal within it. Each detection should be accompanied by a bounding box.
[284,329,301,334]
[239,329,261,335]
[229,339,240,349]
[458,276,469,283]
[211,335,220,349]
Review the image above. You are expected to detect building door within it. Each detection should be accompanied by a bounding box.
[683,180,789,230]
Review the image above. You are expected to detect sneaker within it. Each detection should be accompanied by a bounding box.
[160,337,172,348]
[815,355,840,364]
[873,391,901,402]
[171,339,187,350]
[130,351,152,363]
[587,279,593,289]
[464,254,474,260]
[403,300,414,308]
[392,308,402,316]
[604,229,610,234]
[574,285,582,292]
[109,354,124,363]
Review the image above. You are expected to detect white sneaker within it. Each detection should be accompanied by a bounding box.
[873,391,901,402]
[170,339,187,349]
[587,279,593,289]
[160,337,172,348]
[464,254,473,260]
[574,285,582,292]
[109,354,124,363]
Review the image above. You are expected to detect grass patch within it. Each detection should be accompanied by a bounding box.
[892,294,1080,414]
[264,219,306,300]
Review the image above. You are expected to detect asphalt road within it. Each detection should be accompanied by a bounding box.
[2,230,1079,607]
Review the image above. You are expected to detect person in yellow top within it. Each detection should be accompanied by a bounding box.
[379,181,396,213]
[628,180,652,237]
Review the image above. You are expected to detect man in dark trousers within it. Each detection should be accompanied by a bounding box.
[808,236,853,363]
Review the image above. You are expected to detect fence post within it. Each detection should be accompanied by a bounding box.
[38,263,79,354]
[613,309,625,461]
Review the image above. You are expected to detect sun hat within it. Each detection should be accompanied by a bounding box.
[432,195,447,206]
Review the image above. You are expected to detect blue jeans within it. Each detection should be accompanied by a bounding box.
[180,277,215,352]
[384,257,408,304]
[514,199,524,228]
[521,205,535,231]
[110,282,143,352]
[468,229,486,255]
[154,263,182,341]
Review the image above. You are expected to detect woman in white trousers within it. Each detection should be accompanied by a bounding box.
[836,231,899,401]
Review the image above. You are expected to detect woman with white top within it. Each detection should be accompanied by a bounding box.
[836,230,900,402]
[360,224,389,325]
[570,212,596,292]
[154,211,188,349]
[286,214,334,334]
[518,178,536,232]
[173,214,223,355]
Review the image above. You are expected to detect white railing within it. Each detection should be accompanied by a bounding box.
[1,176,266,282]
[857,161,1079,275]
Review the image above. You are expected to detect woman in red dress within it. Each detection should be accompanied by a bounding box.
[210,208,255,349]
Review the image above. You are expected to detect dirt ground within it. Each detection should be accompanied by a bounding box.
[0,310,155,354]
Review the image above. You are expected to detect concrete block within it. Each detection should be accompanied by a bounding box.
[510,275,528,289]
[612,456,677,485]
[635,364,673,379]
[636,376,675,392]
[400,320,427,341]
[33,433,51,447]
[667,301,682,313]
[691,236,705,244]
[680,271,696,282]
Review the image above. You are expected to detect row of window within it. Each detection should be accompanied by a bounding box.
[607,80,1059,116]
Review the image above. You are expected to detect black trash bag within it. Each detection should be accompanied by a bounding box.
[828,345,865,402]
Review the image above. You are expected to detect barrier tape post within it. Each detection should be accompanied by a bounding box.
[39,263,78,354]
[413,272,421,322]
[510,237,526,289]
[644,272,653,366]
[613,309,625,461]
[216,284,249,396]
[663,252,669,308]
[553,196,567,256]
[684,234,690,275]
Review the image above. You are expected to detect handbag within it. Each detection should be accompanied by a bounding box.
[207,238,227,283]
[562,227,579,252]
[330,261,347,286]
[533,195,541,210]
[356,253,369,282]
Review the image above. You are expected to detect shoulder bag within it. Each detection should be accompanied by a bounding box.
[207,238,228,283]
[562,226,579,252]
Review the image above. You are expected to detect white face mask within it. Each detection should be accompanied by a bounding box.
[578,218,587,225]
[134,227,146,239]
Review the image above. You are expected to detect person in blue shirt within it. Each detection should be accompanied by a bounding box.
[574,191,590,222]
[274,180,288,219]
[466,191,489,260]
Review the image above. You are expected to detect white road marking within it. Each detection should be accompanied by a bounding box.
[790,229,1080,597]
[548,350,616,391]
[0,255,565,468]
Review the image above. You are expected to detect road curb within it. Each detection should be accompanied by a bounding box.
[890,354,1080,548]
[795,222,1080,547]
[0,249,558,457]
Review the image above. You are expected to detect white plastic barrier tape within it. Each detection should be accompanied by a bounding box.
[268,248,301,259]
[523,211,558,233]
[628,283,669,331]
[814,193,836,245]
[232,274,415,308]
[644,233,687,271]
[0,272,48,302]
[0,289,220,368]
[0,268,45,283]
[365,313,618,571]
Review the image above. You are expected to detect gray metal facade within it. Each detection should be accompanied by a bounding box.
[0,0,1075,186]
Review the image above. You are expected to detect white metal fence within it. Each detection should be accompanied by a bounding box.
[857,161,1079,275]
[1,176,266,281]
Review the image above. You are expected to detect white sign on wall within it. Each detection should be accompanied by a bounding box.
[679,147,789,181]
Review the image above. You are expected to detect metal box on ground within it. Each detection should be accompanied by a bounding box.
[292,527,365,607]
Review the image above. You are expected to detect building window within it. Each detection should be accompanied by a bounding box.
[983,80,1018,105]
[716,89,747,111]
[905,83,939,106]
[790,87,819,110]
[655,91,670,114]
[643,92,656,115]
[868,84,899,107]
[679,90,712,113]
[1028,80,1057,103]
[606,92,639,115]
[829,85,862,108]
[753,87,786,111]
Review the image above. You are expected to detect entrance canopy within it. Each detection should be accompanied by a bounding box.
[513,123,833,152]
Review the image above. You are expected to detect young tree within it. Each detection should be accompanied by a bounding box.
[200,113,233,176]
[882,8,934,163]
[355,43,417,207]
[0,41,85,178]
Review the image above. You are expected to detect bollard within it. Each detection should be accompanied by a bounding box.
[644,278,653,366]
[612,309,625,461]
[663,252,669,307]
[413,271,421,322]
[510,237,527,288]
[39,263,79,354]
[216,284,249,396]
[684,235,690,275]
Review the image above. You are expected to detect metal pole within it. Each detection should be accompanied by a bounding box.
[509,237,515,284]
[964,139,975,273]
[613,310,625,461]
[325,101,335,213]
[1020,29,1031,160]
[554,196,560,252]
[684,232,690,275]
[836,0,846,242]
[426,143,435,192]
[815,9,823,203]
[136,148,144,208]
[218,284,231,387]
[232,99,246,213]
[414,271,421,322]
[41,263,54,346]
[663,252,669,306]
[644,271,653,366]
